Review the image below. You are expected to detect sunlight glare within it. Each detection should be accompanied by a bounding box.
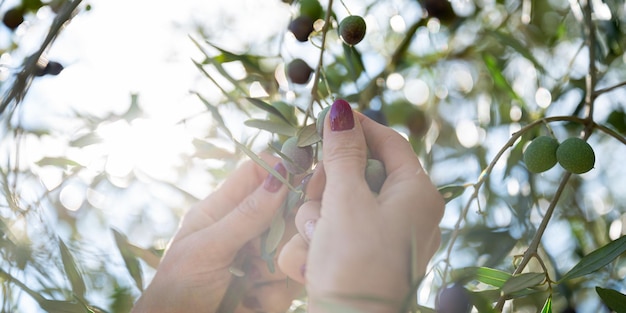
[96,118,193,180]
[389,15,406,33]
[455,120,479,148]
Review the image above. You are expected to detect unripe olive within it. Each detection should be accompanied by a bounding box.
[288,15,314,42]
[523,136,559,173]
[281,137,314,175]
[287,59,313,84]
[339,15,366,46]
[556,137,595,174]
[299,0,323,20]
[316,105,331,138]
[365,159,386,193]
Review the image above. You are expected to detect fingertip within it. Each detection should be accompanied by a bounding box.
[321,99,368,189]
[277,234,308,285]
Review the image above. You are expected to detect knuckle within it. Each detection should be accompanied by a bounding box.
[236,195,264,220]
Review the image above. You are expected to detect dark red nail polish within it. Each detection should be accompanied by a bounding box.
[263,162,287,193]
[330,99,354,131]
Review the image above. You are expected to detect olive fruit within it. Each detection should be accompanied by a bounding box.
[2,7,24,30]
[35,61,64,77]
[299,0,323,20]
[287,59,313,84]
[281,136,314,175]
[316,105,331,137]
[365,159,386,193]
[339,15,366,46]
[422,0,457,25]
[556,137,595,174]
[288,15,314,42]
[523,136,559,173]
[362,108,388,126]
[436,283,472,313]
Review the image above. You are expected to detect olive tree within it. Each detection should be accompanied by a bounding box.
[1,0,625,312]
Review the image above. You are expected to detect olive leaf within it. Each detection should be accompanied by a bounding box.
[296,123,322,146]
[450,266,512,288]
[112,229,144,291]
[246,97,293,125]
[559,235,626,283]
[596,287,626,313]
[58,238,86,299]
[501,272,545,295]
[540,295,552,313]
[244,118,297,136]
[438,184,468,203]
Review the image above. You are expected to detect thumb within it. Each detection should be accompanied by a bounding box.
[321,99,368,196]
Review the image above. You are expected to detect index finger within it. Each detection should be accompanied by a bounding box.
[175,153,281,240]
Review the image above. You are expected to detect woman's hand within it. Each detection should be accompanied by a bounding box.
[132,154,303,313]
[278,100,445,312]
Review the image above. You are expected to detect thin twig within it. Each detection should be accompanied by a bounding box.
[593,81,626,96]
[305,0,334,124]
[493,1,599,310]
[440,115,587,285]
[0,0,83,116]
[493,171,572,311]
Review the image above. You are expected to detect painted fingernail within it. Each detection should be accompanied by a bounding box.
[330,99,354,132]
[263,162,287,193]
[242,296,261,309]
[304,219,316,241]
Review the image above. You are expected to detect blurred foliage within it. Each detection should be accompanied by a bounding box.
[2,0,626,312]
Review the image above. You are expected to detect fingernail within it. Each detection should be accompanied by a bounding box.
[330,99,354,131]
[263,162,287,193]
[242,296,261,309]
[300,264,307,279]
[304,219,316,241]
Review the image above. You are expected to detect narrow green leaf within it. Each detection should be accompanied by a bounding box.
[451,267,512,288]
[540,295,552,313]
[296,123,322,146]
[343,43,364,80]
[194,91,233,138]
[244,118,297,136]
[40,300,87,313]
[246,97,292,124]
[264,214,286,255]
[192,138,234,159]
[112,229,144,291]
[70,132,102,147]
[58,238,86,299]
[36,157,81,168]
[438,185,468,203]
[482,53,522,103]
[501,272,545,295]
[559,235,626,282]
[232,139,295,192]
[596,287,626,313]
[487,30,546,73]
